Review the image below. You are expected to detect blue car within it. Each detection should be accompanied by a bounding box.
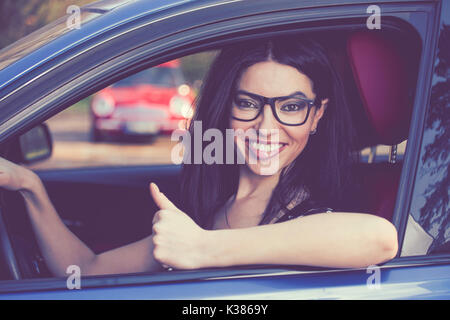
[0,0,448,300]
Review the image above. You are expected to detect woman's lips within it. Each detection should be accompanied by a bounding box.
[246,139,287,161]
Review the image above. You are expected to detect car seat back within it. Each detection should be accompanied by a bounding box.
[346,31,416,220]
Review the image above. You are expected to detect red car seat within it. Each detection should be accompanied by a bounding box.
[346,31,415,221]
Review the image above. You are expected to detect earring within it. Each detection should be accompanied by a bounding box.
[310,128,317,135]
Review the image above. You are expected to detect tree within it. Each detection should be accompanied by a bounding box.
[0,0,93,50]
[419,25,450,253]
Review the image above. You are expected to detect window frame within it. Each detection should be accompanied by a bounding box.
[391,0,446,258]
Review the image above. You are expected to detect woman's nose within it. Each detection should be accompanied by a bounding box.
[254,104,280,131]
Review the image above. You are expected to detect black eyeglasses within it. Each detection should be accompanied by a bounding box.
[231,90,319,126]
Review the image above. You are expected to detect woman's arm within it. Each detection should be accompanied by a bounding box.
[0,157,161,277]
[22,179,161,275]
[205,212,398,269]
[150,184,398,269]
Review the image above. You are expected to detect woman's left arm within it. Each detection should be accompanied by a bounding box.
[150,184,398,269]
[206,212,398,269]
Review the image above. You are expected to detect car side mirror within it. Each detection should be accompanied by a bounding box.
[15,123,53,164]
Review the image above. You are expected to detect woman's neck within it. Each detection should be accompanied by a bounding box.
[235,165,281,201]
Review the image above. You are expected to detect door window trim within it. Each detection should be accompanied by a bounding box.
[391,0,444,255]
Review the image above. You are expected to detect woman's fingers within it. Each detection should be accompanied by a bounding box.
[149,182,179,211]
[149,184,207,270]
[0,158,22,191]
[0,157,39,192]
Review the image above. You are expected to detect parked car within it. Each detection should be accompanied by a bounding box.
[0,0,448,300]
[90,59,194,142]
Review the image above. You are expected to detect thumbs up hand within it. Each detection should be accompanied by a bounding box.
[150,183,211,270]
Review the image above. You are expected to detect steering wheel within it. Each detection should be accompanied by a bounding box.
[0,190,49,280]
[0,205,22,279]
[0,136,52,280]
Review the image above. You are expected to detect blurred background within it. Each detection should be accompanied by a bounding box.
[0,0,93,50]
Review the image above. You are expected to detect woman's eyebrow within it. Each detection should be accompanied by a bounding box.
[286,91,308,98]
[237,89,308,99]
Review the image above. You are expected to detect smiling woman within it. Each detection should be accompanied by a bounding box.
[181,36,358,228]
[152,35,398,270]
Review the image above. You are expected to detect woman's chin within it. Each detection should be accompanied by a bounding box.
[244,159,282,176]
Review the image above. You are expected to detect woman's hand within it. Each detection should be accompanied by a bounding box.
[0,156,39,192]
[149,183,212,270]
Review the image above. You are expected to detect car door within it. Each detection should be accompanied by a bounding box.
[0,0,448,300]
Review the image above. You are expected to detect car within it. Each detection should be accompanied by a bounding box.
[0,0,448,301]
[90,59,195,142]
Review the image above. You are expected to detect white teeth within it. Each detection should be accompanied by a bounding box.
[272,144,281,151]
[251,142,282,152]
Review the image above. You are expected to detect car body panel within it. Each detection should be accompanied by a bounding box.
[0,264,449,299]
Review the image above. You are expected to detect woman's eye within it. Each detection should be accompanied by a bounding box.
[237,100,258,109]
[280,103,305,112]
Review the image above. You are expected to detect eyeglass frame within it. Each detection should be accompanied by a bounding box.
[231,89,321,126]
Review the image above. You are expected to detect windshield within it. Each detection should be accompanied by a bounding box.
[112,67,181,88]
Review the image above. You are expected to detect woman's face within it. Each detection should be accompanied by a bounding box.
[230,61,328,176]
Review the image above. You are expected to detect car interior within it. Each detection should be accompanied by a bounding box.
[0,23,422,280]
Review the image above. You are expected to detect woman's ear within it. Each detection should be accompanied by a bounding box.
[320,98,329,111]
[311,98,328,131]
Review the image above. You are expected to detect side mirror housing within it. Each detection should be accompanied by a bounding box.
[12,123,53,164]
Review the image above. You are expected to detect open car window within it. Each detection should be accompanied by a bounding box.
[4,25,422,279]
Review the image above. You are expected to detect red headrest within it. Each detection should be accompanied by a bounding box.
[347,31,412,145]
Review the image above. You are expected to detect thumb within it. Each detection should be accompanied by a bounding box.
[150,183,179,211]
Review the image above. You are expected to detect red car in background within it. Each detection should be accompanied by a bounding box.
[90,59,194,142]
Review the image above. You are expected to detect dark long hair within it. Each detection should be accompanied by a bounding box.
[180,36,358,229]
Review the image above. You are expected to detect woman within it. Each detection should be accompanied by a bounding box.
[0,36,398,276]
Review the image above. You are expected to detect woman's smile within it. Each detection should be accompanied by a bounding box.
[246,138,287,161]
